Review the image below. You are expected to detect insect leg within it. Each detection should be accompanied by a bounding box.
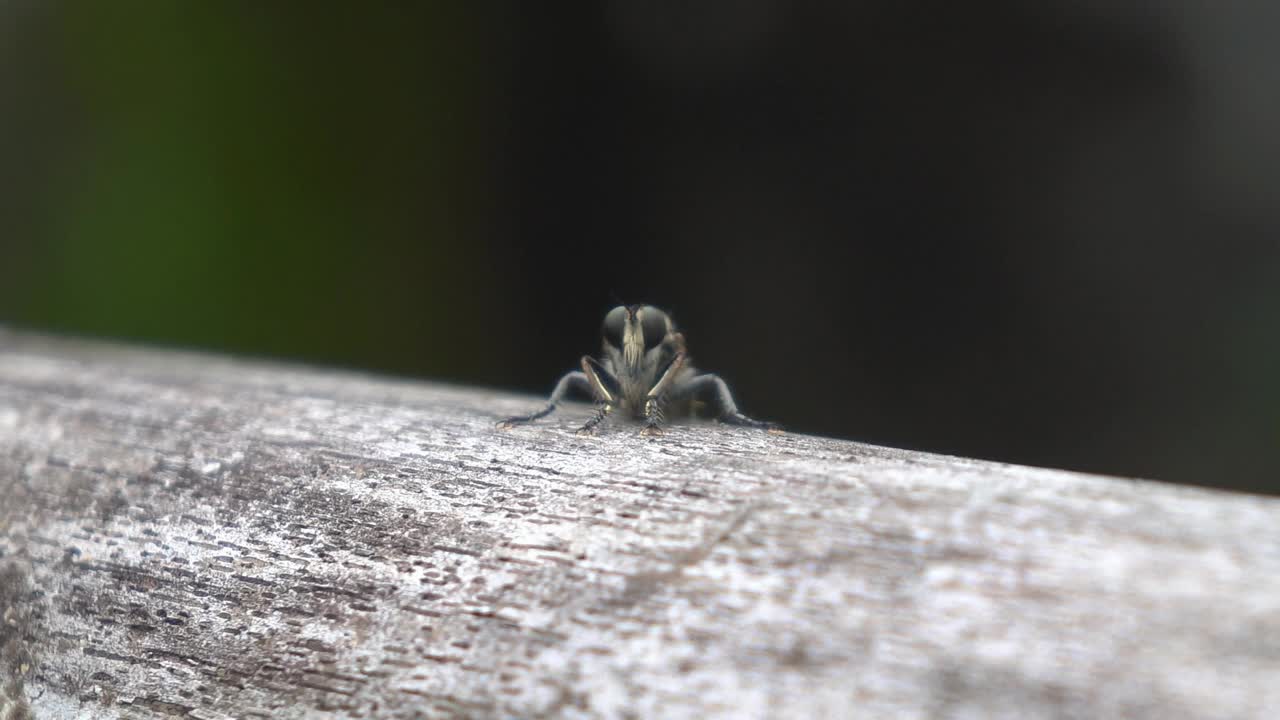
[577,356,622,435]
[576,402,613,436]
[581,356,622,405]
[497,370,590,428]
[675,373,780,431]
[641,351,686,436]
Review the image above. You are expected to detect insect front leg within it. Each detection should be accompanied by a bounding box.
[640,397,665,436]
[641,351,686,436]
[576,403,613,436]
[675,373,780,431]
[497,370,591,428]
[577,356,622,436]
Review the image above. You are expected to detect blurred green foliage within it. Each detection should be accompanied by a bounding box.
[3,3,502,376]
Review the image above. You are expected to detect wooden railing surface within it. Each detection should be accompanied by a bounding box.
[1,329,1277,719]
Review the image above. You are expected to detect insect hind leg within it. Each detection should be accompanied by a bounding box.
[676,373,780,431]
[497,370,590,428]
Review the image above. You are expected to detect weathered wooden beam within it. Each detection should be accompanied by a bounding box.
[0,328,1277,719]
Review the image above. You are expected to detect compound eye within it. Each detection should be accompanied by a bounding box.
[602,306,627,349]
[639,306,670,349]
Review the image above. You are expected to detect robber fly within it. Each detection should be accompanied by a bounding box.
[498,304,779,436]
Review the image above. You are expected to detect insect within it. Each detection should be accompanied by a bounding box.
[498,304,779,436]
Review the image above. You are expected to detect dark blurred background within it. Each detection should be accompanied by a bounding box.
[2,2,1278,493]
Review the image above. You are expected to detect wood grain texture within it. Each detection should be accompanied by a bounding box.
[0,328,1277,719]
